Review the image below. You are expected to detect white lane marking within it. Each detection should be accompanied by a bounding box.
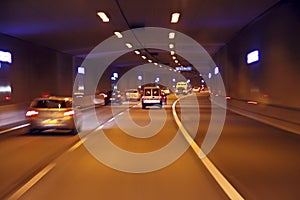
[107,117,115,123]
[67,138,87,152]
[6,108,135,199]
[0,123,30,135]
[172,98,244,200]
[7,163,56,200]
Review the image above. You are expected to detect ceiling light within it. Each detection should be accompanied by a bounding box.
[154,62,158,65]
[97,12,110,22]
[172,56,176,60]
[169,43,174,49]
[169,32,175,39]
[148,59,153,63]
[175,60,179,63]
[171,12,180,23]
[134,50,140,55]
[114,32,123,38]
[170,51,175,55]
[141,55,147,59]
[125,43,133,48]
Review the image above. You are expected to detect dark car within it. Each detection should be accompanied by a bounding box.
[110,90,122,104]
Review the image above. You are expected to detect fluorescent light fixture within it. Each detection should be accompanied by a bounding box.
[208,73,212,79]
[114,31,123,38]
[170,51,175,55]
[134,50,140,55]
[78,66,85,74]
[0,50,12,64]
[141,55,147,59]
[169,32,175,39]
[113,72,118,78]
[171,12,180,23]
[214,67,219,75]
[247,50,259,64]
[97,12,109,22]
[125,43,133,48]
[169,43,174,49]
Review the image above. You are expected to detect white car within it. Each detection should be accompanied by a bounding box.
[125,89,141,101]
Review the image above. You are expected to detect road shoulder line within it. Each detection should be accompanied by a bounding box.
[172,96,244,200]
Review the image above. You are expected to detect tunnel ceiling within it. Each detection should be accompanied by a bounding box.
[0,0,279,70]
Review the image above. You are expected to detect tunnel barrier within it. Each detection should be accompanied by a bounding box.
[0,102,29,128]
[226,98,300,135]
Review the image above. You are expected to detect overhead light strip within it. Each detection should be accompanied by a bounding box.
[171,12,180,23]
[114,31,123,38]
[125,43,133,48]
[97,12,110,22]
[169,32,175,39]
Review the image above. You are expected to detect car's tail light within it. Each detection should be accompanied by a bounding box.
[64,109,75,116]
[4,96,11,101]
[26,110,39,117]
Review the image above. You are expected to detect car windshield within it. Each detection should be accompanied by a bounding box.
[31,100,72,109]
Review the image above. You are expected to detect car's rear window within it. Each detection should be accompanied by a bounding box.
[144,89,152,96]
[31,100,72,108]
[144,89,160,96]
[152,89,160,96]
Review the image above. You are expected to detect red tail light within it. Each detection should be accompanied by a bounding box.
[4,96,11,101]
[26,110,39,117]
[64,109,75,116]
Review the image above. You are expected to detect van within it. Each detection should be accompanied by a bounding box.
[141,86,163,109]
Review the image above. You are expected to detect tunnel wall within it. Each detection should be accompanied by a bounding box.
[0,33,75,105]
[214,0,300,134]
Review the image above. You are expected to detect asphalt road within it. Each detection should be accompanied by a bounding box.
[0,94,300,200]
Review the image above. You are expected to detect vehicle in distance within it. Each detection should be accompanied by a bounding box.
[26,96,80,134]
[192,86,201,93]
[110,90,122,104]
[161,88,171,95]
[125,89,141,101]
[141,86,163,109]
[175,81,191,95]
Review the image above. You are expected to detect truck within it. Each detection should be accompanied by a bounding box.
[175,81,191,95]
